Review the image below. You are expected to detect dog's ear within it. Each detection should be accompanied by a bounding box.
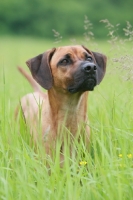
[26,48,56,90]
[92,51,107,84]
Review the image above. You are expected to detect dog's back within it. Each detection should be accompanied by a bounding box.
[15,67,46,134]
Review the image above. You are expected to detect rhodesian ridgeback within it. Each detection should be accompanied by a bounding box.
[16,45,107,157]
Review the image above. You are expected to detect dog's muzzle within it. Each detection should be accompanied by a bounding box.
[68,62,97,93]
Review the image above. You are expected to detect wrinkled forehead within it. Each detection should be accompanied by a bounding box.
[50,45,92,64]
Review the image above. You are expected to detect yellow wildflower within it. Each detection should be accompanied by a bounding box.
[118,153,133,159]
[79,161,87,166]
[127,154,132,159]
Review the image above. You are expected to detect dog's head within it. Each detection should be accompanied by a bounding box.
[26,45,107,93]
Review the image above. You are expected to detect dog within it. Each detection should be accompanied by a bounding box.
[16,45,107,157]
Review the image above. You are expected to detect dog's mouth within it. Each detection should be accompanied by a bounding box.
[68,77,97,94]
[85,78,96,90]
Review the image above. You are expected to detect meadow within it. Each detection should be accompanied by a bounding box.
[0,33,133,199]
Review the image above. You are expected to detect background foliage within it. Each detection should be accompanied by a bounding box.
[0,0,133,39]
[0,1,133,199]
[0,34,133,199]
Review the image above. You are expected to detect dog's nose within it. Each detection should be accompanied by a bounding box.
[82,63,97,73]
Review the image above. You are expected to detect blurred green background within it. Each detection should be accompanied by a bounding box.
[0,0,133,39]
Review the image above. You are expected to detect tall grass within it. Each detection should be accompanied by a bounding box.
[0,21,133,199]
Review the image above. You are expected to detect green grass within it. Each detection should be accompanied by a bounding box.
[0,35,133,200]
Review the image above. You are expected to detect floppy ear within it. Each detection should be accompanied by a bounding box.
[92,51,107,84]
[26,48,56,90]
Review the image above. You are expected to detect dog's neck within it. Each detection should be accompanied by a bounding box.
[47,88,89,134]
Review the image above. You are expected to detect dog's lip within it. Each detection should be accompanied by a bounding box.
[87,78,96,85]
[83,77,97,90]
[86,78,96,90]
[68,77,96,93]
[68,88,77,93]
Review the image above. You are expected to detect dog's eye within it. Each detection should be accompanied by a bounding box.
[60,59,69,65]
[86,56,92,61]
